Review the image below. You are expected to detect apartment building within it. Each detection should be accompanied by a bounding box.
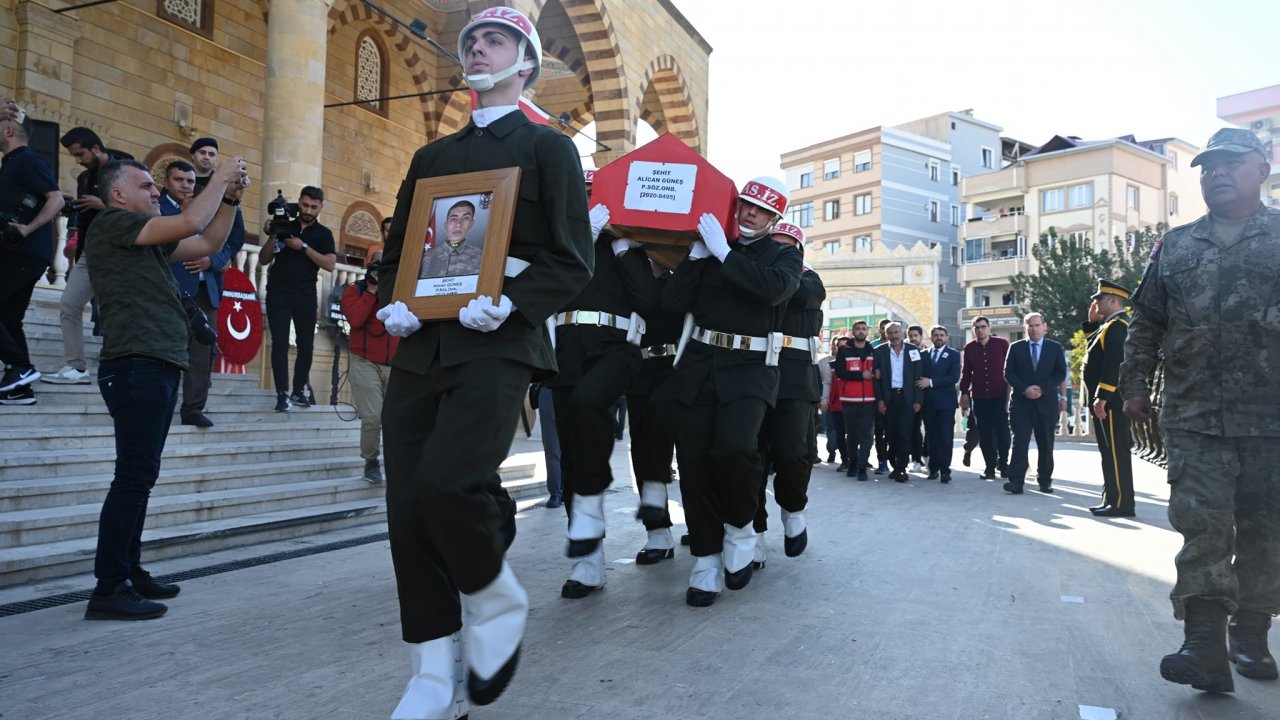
[958,134,1204,341]
[1217,84,1280,208]
[779,110,1003,338]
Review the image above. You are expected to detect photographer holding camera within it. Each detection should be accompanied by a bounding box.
[83,155,246,620]
[0,115,64,402]
[258,186,336,412]
[340,253,398,483]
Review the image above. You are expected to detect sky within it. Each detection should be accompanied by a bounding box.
[576,0,1276,187]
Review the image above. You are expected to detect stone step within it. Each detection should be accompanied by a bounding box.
[0,402,333,427]
[0,436,355,483]
[26,380,302,407]
[0,472,543,587]
[0,420,358,453]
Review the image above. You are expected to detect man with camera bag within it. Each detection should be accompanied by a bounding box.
[83,156,246,620]
[0,115,64,402]
[341,256,398,483]
[258,186,336,412]
[163,157,244,427]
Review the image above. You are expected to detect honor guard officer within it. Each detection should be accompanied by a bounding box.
[663,176,802,607]
[552,171,648,600]
[756,222,824,562]
[1122,128,1280,694]
[374,8,593,718]
[1081,279,1135,518]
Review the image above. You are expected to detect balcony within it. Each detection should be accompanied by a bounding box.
[961,166,1023,200]
[957,252,1032,283]
[962,213,1026,240]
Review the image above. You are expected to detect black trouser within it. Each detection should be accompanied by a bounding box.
[1008,399,1055,483]
[0,251,47,370]
[552,350,637,502]
[842,403,876,471]
[383,356,529,643]
[265,288,316,396]
[765,398,815,514]
[971,396,1010,472]
[180,289,215,418]
[884,391,913,472]
[874,408,888,465]
[911,408,926,463]
[674,382,769,558]
[627,361,677,532]
[1093,408,1134,511]
[924,404,956,473]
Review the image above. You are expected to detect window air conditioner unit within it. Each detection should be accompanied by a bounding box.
[1252,119,1273,131]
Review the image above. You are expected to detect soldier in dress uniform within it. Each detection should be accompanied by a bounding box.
[755,222,824,564]
[1081,279,1135,518]
[373,8,593,718]
[662,176,802,607]
[1121,128,1280,693]
[550,171,647,599]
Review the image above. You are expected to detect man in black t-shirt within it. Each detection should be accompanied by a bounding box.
[257,185,336,411]
[0,117,65,401]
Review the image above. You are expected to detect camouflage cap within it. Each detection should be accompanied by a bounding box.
[1190,128,1268,167]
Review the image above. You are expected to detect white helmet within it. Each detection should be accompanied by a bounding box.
[771,222,805,248]
[737,176,789,239]
[457,7,542,93]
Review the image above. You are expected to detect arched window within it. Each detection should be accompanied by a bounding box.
[355,31,388,116]
[157,0,213,38]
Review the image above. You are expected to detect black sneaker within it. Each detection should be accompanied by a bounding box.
[84,581,167,620]
[363,459,383,483]
[289,391,312,408]
[130,571,181,599]
[0,385,36,405]
[274,393,291,412]
[0,365,40,393]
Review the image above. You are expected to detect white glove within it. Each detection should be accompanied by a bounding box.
[459,294,514,333]
[687,240,712,260]
[611,237,640,256]
[375,301,422,337]
[698,213,730,262]
[589,204,611,242]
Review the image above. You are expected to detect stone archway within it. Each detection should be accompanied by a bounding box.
[637,54,700,153]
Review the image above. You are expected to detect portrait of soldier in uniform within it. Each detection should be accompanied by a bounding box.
[418,196,489,282]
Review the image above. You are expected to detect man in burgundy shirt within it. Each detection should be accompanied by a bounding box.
[959,316,1010,479]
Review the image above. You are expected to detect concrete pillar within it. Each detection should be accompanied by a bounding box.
[261,0,335,224]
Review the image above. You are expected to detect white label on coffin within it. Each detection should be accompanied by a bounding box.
[623,161,698,214]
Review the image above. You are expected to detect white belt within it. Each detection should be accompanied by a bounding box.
[779,335,812,352]
[504,257,530,278]
[555,310,630,332]
[692,326,769,352]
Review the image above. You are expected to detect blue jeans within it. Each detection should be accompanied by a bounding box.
[93,356,181,590]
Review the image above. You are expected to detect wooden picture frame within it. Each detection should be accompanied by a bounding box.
[391,167,522,320]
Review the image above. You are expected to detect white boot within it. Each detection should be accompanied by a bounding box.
[566,542,606,587]
[722,523,757,574]
[636,481,668,522]
[567,493,606,556]
[753,531,767,570]
[391,633,469,720]
[781,508,809,558]
[689,553,725,593]
[644,527,674,551]
[459,561,528,706]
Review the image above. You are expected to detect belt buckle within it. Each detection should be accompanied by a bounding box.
[576,310,601,326]
[782,336,795,348]
[707,331,729,349]
[647,345,669,357]
[738,335,753,351]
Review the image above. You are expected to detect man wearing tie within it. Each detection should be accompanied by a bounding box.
[915,326,960,482]
[873,322,924,482]
[1003,313,1067,494]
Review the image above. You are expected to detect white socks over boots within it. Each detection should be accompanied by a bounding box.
[392,633,468,720]
[567,493,606,556]
[459,561,528,705]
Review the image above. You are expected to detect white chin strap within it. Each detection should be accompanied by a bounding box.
[737,221,774,241]
[465,38,532,93]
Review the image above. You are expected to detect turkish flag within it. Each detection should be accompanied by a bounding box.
[216,267,263,368]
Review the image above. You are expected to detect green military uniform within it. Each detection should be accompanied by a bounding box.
[1120,204,1280,621]
[377,110,593,643]
[421,237,485,278]
[1082,279,1134,515]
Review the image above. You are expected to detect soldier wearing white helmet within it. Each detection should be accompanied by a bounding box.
[662,175,802,607]
[752,221,824,569]
[374,6,593,719]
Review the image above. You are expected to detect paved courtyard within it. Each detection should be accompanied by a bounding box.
[2,433,1277,720]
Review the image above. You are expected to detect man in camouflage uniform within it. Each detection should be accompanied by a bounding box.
[1121,128,1280,693]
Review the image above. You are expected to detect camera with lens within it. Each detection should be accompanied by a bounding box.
[0,192,39,251]
[182,292,218,346]
[267,189,301,247]
[356,259,380,294]
[60,195,80,231]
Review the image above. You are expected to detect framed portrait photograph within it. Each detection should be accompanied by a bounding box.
[390,167,521,320]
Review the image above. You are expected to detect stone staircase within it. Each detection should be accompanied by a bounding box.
[0,287,540,587]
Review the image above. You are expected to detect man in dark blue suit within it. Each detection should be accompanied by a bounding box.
[872,322,924,482]
[163,158,245,427]
[915,326,960,482]
[1003,312,1067,494]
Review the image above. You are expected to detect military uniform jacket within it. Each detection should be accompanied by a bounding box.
[622,249,683,397]
[1121,206,1280,437]
[546,231,645,387]
[662,238,803,406]
[1081,311,1129,404]
[776,268,826,402]
[378,112,593,380]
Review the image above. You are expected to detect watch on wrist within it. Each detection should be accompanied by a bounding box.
[221,197,240,207]
[302,242,309,251]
